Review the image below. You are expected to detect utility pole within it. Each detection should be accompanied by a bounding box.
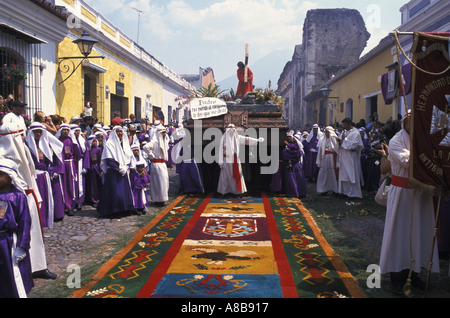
[132,7,145,44]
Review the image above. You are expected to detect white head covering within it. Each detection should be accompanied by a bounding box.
[358,127,368,140]
[0,157,27,193]
[100,126,135,173]
[292,132,305,152]
[87,135,97,149]
[155,126,169,161]
[0,122,41,200]
[70,124,86,153]
[55,123,78,145]
[219,124,239,164]
[318,126,339,158]
[25,122,64,164]
[306,124,323,143]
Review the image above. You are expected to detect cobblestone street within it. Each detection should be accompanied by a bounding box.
[27,171,450,298]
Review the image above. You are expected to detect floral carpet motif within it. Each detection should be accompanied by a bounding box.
[71,193,365,299]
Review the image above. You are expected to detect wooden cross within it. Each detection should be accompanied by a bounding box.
[244,44,249,83]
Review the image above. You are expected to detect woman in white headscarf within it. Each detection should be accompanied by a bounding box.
[97,126,135,218]
[217,124,264,196]
[143,126,170,206]
[316,126,339,195]
[25,123,64,228]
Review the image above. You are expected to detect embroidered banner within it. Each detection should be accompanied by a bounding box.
[410,32,450,196]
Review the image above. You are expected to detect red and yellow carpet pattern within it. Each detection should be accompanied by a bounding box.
[70,192,365,298]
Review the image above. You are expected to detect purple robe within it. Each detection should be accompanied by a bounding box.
[271,148,285,193]
[360,138,371,188]
[59,136,81,211]
[27,139,65,225]
[0,187,34,298]
[178,147,204,194]
[167,127,175,167]
[97,159,134,216]
[306,134,320,180]
[132,172,151,209]
[75,139,90,205]
[85,146,102,205]
[27,141,52,228]
[282,142,307,197]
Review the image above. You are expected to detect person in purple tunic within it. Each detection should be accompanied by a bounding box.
[131,160,151,215]
[25,122,64,228]
[73,126,90,210]
[167,123,175,168]
[305,125,322,181]
[85,135,103,207]
[282,132,307,198]
[97,126,135,218]
[0,159,34,298]
[56,124,81,216]
[177,143,204,194]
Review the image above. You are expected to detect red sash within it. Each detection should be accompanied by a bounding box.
[152,159,166,164]
[392,175,412,189]
[232,154,242,192]
[26,189,45,241]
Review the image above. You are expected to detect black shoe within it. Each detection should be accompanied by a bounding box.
[338,194,348,199]
[318,192,327,196]
[32,269,58,280]
[131,209,142,216]
[392,284,405,296]
[76,203,83,211]
[65,210,75,217]
[104,213,121,219]
[411,272,426,290]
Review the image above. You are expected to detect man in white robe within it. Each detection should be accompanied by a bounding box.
[144,126,169,206]
[336,118,364,199]
[217,124,264,196]
[316,126,339,195]
[2,101,28,132]
[379,112,439,295]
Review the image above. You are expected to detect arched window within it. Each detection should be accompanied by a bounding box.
[345,98,353,120]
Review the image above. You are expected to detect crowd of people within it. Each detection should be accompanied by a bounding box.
[0,95,448,297]
[0,97,201,297]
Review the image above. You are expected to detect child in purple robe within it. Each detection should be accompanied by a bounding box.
[0,159,34,298]
[25,123,65,227]
[85,136,103,207]
[73,127,90,210]
[56,124,81,216]
[132,162,151,215]
[282,134,307,198]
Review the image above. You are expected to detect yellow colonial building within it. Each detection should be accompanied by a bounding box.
[304,36,399,127]
[55,0,192,125]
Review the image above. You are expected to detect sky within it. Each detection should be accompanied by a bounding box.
[84,0,407,83]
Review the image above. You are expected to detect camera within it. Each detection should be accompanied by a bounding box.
[371,139,384,150]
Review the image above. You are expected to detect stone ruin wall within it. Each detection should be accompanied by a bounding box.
[278,8,370,130]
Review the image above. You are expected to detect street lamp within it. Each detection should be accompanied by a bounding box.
[58,31,105,84]
[319,85,333,97]
[73,31,98,57]
[319,85,340,111]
